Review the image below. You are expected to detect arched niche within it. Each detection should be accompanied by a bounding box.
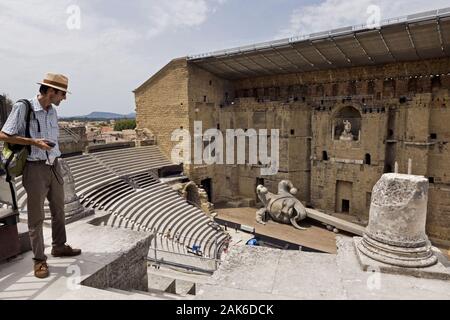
[332,106,362,141]
[182,182,201,207]
[316,84,324,97]
[367,80,375,95]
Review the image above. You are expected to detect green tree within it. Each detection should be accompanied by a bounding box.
[114,119,136,131]
[1,94,14,109]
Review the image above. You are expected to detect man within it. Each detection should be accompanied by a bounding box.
[1,73,81,279]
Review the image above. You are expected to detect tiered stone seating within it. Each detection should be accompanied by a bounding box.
[104,178,227,259]
[15,146,227,261]
[65,154,118,195]
[89,145,173,176]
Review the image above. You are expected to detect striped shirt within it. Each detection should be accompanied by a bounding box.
[2,96,61,164]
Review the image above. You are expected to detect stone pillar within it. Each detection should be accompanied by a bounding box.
[45,158,94,223]
[357,173,437,268]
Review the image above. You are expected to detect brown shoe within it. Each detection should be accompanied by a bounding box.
[51,244,82,257]
[34,261,49,279]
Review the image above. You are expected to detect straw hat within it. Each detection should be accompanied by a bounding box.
[37,73,71,94]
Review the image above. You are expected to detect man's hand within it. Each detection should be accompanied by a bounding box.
[33,139,53,151]
[0,132,54,150]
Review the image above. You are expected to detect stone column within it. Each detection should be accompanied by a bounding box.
[357,173,437,268]
[45,159,94,223]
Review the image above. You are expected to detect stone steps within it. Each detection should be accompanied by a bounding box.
[147,273,196,296]
[105,287,170,300]
[16,146,228,268]
[147,265,212,284]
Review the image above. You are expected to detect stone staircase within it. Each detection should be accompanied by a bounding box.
[105,287,182,300]
[147,265,212,297]
[15,146,228,269]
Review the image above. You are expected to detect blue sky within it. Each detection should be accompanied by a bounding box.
[0,0,448,116]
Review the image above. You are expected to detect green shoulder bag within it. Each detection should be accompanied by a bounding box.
[1,99,34,181]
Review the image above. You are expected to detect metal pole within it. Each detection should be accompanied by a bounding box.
[154,234,157,262]
[214,233,219,270]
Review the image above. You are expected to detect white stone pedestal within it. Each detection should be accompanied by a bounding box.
[354,237,450,280]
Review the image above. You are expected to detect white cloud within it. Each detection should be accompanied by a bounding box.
[277,0,450,38]
[144,0,226,37]
[0,0,226,116]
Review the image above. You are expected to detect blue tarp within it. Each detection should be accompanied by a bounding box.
[246,238,258,246]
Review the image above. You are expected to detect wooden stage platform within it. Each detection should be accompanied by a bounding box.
[215,207,450,259]
[215,207,342,254]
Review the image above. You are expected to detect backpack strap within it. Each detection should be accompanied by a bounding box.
[4,148,18,209]
[7,169,18,210]
[16,99,36,154]
[4,151,15,180]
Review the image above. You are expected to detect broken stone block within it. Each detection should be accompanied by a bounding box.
[357,173,437,268]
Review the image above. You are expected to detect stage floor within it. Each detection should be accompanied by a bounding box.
[215,207,341,254]
[215,207,450,259]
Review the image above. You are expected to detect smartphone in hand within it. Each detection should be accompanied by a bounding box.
[44,140,56,148]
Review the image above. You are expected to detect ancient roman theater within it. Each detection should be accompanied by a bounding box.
[1,7,450,300]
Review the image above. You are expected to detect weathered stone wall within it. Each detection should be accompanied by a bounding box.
[134,58,190,160]
[233,58,450,97]
[310,99,387,218]
[183,64,234,201]
[213,100,312,203]
[81,235,152,291]
[228,57,450,242]
[136,56,450,243]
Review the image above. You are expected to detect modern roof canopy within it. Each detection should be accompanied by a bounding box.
[187,7,450,80]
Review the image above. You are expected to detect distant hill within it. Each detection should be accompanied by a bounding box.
[61,112,136,120]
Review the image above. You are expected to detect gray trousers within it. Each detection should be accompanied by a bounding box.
[23,160,66,262]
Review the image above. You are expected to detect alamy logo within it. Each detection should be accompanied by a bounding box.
[66,5,81,30]
[66,265,81,290]
[171,121,279,175]
[366,5,381,29]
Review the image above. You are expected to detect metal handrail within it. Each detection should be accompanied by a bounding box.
[149,246,218,262]
[153,228,223,245]
[150,235,222,272]
[62,127,81,142]
[146,256,216,274]
[311,94,375,101]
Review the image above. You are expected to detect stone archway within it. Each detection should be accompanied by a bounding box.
[182,181,201,207]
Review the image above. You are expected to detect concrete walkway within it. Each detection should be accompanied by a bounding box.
[195,236,450,300]
[3,214,449,300]
[0,216,158,300]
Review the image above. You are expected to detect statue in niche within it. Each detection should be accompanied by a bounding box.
[339,120,354,141]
